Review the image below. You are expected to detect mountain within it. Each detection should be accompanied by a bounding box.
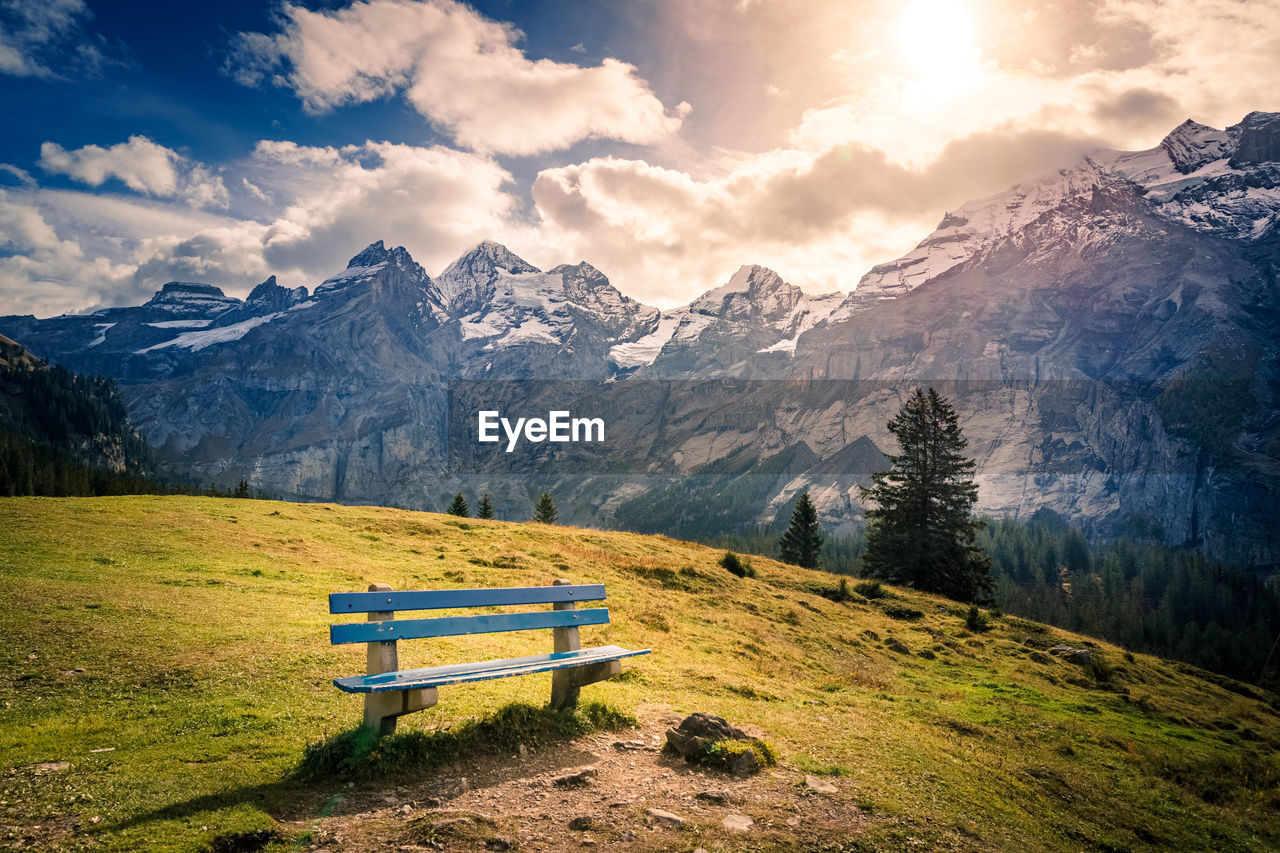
[1,114,1277,568]
[613,264,844,376]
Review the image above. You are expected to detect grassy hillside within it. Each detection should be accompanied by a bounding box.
[0,496,1277,852]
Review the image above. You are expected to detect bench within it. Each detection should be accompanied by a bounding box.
[329,579,650,735]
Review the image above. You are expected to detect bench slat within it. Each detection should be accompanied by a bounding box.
[329,607,611,645]
[333,645,651,693]
[329,584,607,614]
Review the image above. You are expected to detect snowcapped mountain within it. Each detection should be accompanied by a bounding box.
[609,264,843,374]
[1,113,1277,568]
[836,111,1280,319]
[436,243,659,375]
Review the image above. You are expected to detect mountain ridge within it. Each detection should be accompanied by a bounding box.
[2,113,1277,567]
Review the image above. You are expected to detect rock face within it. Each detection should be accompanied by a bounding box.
[2,114,1278,568]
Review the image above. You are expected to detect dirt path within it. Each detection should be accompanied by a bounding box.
[291,703,867,852]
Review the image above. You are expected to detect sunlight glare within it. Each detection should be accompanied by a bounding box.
[898,0,979,79]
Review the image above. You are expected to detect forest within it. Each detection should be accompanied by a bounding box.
[703,511,1280,692]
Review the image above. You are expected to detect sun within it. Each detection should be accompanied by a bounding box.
[897,0,980,79]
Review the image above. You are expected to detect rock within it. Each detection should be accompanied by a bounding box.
[553,767,598,788]
[886,638,911,655]
[485,837,514,851]
[722,814,754,832]
[518,744,528,758]
[399,804,413,816]
[645,807,685,828]
[1048,645,1095,665]
[568,816,594,831]
[804,775,838,794]
[30,763,70,773]
[730,748,761,777]
[612,739,647,751]
[695,790,730,804]
[665,713,750,759]
[617,829,636,841]
[664,713,771,775]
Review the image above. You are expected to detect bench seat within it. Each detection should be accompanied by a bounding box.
[334,644,648,693]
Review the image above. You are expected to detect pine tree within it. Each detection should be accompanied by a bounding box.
[476,493,495,519]
[861,387,992,602]
[779,490,824,568]
[533,492,558,524]
[447,492,469,517]
[233,479,252,499]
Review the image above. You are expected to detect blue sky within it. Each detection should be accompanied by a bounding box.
[2,0,1278,316]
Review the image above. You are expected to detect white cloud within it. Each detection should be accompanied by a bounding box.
[0,188,137,316]
[0,0,114,78]
[0,139,532,316]
[39,136,230,209]
[226,0,689,156]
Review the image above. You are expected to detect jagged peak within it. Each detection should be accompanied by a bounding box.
[245,275,309,307]
[346,240,389,268]
[442,240,540,278]
[246,275,277,298]
[1160,118,1233,174]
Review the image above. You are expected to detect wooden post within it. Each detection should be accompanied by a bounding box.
[361,582,437,735]
[549,579,581,709]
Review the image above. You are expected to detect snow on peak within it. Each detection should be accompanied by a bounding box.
[430,241,541,317]
[444,240,539,278]
[689,265,789,315]
[316,240,425,296]
[838,113,1280,319]
[144,282,240,317]
[1160,119,1234,174]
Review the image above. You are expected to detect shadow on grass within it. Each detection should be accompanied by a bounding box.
[295,700,635,780]
[109,702,636,836]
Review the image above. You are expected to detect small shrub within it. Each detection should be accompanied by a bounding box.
[699,738,779,771]
[853,580,885,599]
[883,605,923,620]
[819,576,853,602]
[965,605,991,632]
[719,551,755,578]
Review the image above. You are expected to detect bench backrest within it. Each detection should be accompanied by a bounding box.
[328,584,609,645]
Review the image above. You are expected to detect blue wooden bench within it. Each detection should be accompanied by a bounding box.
[329,579,650,734]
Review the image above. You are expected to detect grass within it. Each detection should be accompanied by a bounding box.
[0,495,1276,851]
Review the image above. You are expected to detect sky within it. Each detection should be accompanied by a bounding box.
[1,0,1278,317]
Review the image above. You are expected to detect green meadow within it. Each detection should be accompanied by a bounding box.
[0,495,1276,851]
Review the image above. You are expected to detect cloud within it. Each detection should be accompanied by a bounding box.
[225,0,689,156]
[0,163,36,188]
[0,188,137,316]
[0,138,532,316]
[528,126,1100,306]
[39,136,230,209]
[0,0,118,78]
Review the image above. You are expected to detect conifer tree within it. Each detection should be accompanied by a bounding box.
[779,490,824,569]
[533,492,558,524]
[476,493,495,519]
[446,492,469,517]
[861,387,992,602]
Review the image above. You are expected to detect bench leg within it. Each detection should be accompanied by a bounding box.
[550,660,622,710]
[363,687,438,736]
